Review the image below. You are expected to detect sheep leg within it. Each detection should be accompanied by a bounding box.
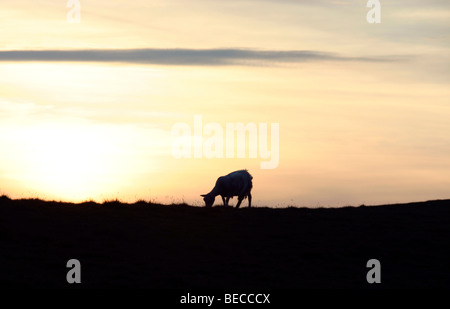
[221,195,227,207]
[226,197,231,206]
[236,197,243,208]
[248,193,252,208]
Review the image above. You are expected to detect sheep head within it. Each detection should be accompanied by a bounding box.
[201,194,215,208]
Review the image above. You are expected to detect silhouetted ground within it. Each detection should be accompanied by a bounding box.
[0,196,449,289]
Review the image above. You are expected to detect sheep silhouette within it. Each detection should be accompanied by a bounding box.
[201,169,253,208]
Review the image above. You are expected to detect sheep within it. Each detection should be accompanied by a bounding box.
[201,169,253,208]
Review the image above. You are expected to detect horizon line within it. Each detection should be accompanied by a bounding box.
[1,194,448,210]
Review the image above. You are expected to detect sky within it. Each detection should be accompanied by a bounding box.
[0,0,449,207]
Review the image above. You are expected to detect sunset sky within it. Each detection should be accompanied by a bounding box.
[0,0,449,207]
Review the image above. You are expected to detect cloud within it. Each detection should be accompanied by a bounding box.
[0,48,405,66]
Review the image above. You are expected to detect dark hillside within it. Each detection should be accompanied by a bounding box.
[1,196,449,288]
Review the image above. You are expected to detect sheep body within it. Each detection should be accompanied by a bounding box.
[201,170,253,208]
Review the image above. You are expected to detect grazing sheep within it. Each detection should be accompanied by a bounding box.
[201,169,253,208]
